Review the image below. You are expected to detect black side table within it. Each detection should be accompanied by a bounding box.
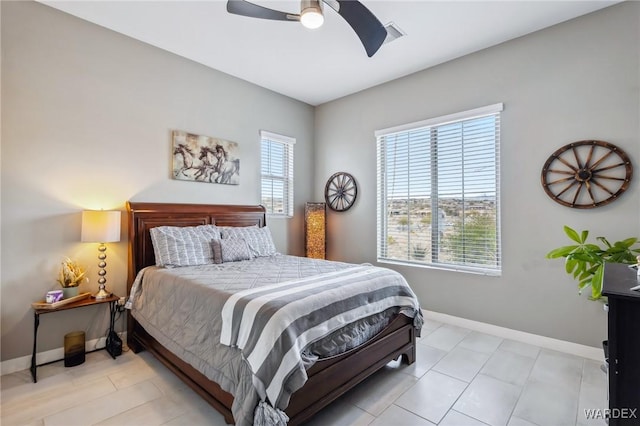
[30,294,119,383]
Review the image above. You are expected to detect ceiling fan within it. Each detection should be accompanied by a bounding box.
[226,0,388,57]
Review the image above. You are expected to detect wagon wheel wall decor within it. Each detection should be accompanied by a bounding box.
[541,140,633,208]
[325,172,358,212]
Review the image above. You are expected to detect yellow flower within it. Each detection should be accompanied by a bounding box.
[57,257,87,288]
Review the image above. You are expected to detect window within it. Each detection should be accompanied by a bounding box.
[261,130,295,217]
[376,104,503,275]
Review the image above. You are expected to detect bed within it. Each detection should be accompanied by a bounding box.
[126,201,421,425]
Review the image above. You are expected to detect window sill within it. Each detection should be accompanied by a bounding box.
[377,258,501,276]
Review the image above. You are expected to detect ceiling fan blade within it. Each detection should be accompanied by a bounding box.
[227,0,299,22]
[334,0,387,57]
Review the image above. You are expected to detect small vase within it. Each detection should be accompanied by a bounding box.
[62,286,79,299]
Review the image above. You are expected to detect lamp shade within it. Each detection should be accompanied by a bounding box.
[81,210,121,243]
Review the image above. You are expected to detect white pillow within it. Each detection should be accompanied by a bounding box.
[150,225,221,268]
[220,225,277,257]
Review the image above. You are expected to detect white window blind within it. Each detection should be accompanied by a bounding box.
[261,130,295,217]
[376,104,503,275]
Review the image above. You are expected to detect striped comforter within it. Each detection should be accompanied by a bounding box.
[220,265,422,411]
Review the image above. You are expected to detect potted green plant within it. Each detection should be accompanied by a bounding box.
[546,226,640,300]
[57,257,87,298]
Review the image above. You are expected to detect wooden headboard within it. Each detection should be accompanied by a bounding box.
[126,201,266,293]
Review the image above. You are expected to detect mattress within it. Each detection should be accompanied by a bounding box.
[127,254,421,425]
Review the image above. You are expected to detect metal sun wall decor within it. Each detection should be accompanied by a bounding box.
[541,140,633,208]
[172,130,240,185]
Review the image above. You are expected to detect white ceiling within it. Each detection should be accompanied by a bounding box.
[40,0,619,106]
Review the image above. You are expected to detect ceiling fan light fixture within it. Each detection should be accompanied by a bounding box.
[300,0,324,29]
[226,0,387,56]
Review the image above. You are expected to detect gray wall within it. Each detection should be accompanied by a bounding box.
[1,1,638,363]
[1,1,314,361]
[314,2,639,348]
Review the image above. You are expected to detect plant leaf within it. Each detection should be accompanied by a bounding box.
[580,230,588,244]
[578,277,592,295]
[565,258,577,274]
[546,245,578,258]
[570,253,599,263]
[578,277,591,288]
[614,238,637,249]
[578,270,592,281]
[591,264,605,300]
[585,244,603,252]
[548,227,640,302]
[572,262,586,279]
[564,226,582,244]
[597,236,612,249]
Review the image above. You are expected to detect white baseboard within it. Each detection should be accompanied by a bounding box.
[422,310,603,361]
[1,333,127,376]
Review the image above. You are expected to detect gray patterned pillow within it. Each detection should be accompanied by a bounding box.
[220,226,277,257]
[150,225,221,268]
[219,238,252,263]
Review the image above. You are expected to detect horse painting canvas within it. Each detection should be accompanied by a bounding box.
[172,130,240,185]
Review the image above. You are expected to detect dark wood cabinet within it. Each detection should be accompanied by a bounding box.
[603,263,640,425]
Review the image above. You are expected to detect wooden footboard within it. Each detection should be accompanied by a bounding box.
[128,313,416,425]
[286,314,416,424]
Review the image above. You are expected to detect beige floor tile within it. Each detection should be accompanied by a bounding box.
[162,383,210,409]
[498,340,541,359]
[453,374,521,426]
[507,416,538,426]
[107,360,157,389]
[1,377,116,425]
[1,368,75,405]
[344,367,418,416]
[95,395,186,426]
[148,368,189,396]
[420,325,471,352]
[387,344,447,379]
[422,319,444,333]
[480,350,536,387]
[43,380,163,426]
[582,359,607,388]
[458,332,503,354]
[371,404,436,426]
[394,370,467,424]
[576,382,607,426]
[305,399,375,426]
[66,351,140,384]
[528,349,583,394]
[1,369,34,391]
[160,399,228,426]
[512,379,579,426]
[440,410,489,426]
[432,346,491,382]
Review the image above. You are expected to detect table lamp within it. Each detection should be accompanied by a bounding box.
[305,202,326,259]
[81,210,121,299]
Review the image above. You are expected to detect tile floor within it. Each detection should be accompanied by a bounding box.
[0,319,608,426]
